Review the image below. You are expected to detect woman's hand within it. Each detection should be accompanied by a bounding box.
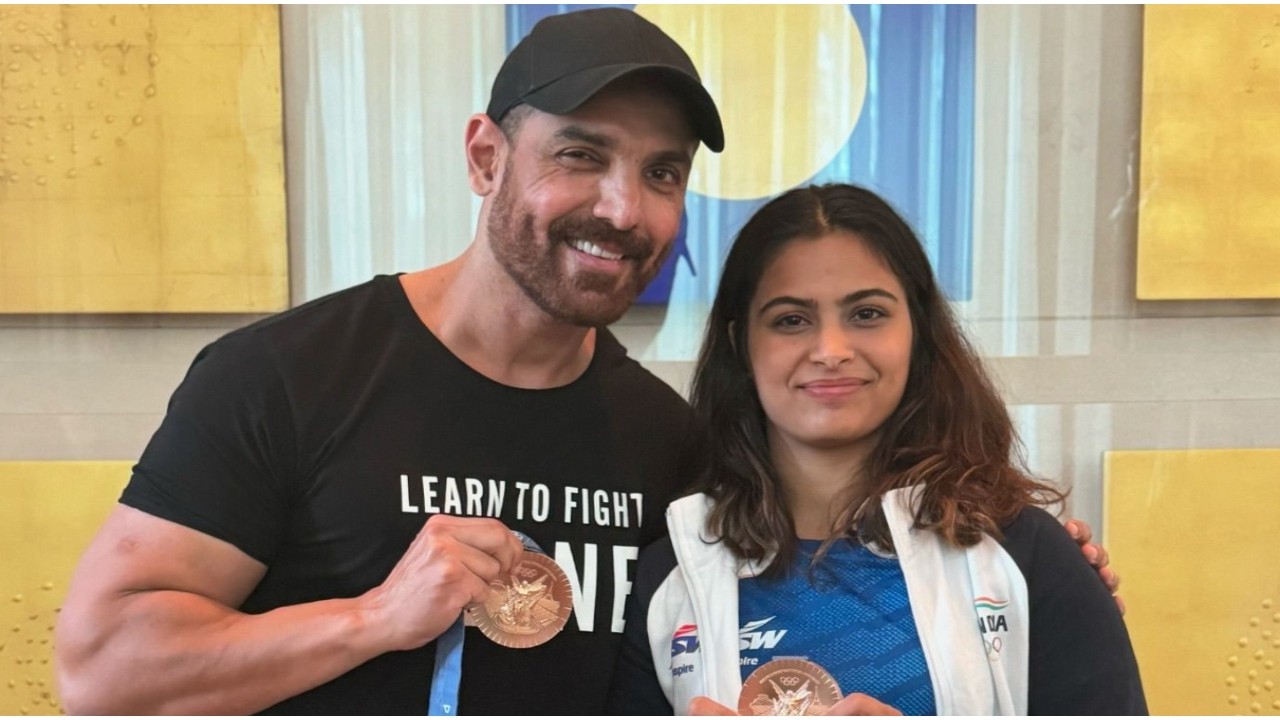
[688,696,738,715]
[824,692,903,715]
[686,693,902,716]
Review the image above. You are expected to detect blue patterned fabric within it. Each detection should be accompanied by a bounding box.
[738,539,936,715]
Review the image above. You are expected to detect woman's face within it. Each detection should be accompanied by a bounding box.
[746,232,914,455]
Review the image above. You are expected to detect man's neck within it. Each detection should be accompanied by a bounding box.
[399,249,596,390]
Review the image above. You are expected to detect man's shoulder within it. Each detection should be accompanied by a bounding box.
[594,328,691,417]
[231,275,402,343]
[179,275,414,394]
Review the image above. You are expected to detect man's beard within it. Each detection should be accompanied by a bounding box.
[487,176,671,327]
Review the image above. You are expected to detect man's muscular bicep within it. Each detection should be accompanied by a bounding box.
[63,504,267,608]
[54,505,270,712]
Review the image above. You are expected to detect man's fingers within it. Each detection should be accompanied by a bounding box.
[1084,543,1110,569]
[446,538,509,585]
[1098,565,1126,616]
[427,560,491,610]
[422,515,524,572]
[1063,519,1125,615]
[1099,566,1120,594]
[1065,518,1093,545]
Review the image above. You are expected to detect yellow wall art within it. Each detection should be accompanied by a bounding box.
[0,5,287,313]
[0,461,131,716]
[1138,6,1280,299]
[1104,449,1280,715]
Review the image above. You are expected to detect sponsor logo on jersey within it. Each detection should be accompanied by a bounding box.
[671,623,700,657]
[739,616,789,651]
[671,623,699,678]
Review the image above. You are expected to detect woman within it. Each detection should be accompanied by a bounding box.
[607,184,1145,715]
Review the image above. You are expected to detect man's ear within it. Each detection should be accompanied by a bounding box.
[465,113,506,196]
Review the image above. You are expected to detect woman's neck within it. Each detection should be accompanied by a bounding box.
[770,429,877,540]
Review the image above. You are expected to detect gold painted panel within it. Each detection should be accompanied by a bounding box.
[0,5,286,313]
[1104,449,1280,715]
[1137,6,1280,299]
[0,461,131,715]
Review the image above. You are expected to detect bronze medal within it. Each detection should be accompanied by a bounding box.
[469,550,572,649]
[738,657,843,716]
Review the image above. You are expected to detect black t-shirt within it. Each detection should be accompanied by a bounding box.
[121,274,698,715]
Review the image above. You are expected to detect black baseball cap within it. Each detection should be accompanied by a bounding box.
[486,8,725,153]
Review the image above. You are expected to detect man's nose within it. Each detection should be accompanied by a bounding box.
[593,171,643,232]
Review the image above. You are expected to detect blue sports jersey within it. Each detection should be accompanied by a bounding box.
[737,539,936,715]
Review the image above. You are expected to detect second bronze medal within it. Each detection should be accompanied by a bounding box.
[738,657,843,716]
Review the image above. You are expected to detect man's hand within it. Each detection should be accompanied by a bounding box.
[362,514,524,651]
[1065,518,1125,615]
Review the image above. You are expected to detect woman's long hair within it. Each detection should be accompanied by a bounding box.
[690,184,1063,576]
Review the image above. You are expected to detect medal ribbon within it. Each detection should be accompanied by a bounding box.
[426,618,464,715]
[426,531,544,715]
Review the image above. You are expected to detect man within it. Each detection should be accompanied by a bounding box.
[55,9,718,715]
[54,8,1116,716]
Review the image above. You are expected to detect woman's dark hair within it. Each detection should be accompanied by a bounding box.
[690,183,1063,576]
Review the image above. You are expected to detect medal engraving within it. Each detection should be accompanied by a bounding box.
[471,551,572,649]
[738,657,843,716]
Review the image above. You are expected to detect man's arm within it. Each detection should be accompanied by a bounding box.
[55,506,520,715]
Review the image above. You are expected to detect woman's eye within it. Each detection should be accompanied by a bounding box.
[852,307,886,322]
